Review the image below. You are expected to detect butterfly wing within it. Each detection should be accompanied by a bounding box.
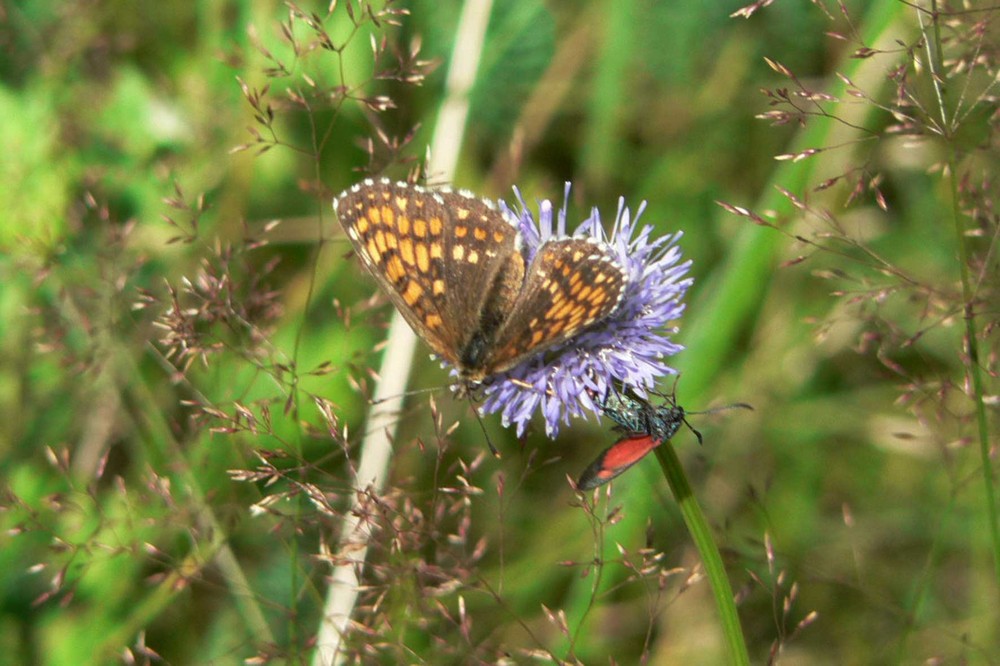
[473,237,627,377]
[335,178,522,367]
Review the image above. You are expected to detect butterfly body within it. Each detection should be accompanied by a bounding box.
[335,178,628,387]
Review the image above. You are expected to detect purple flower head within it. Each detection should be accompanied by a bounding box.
[474,183,692,437]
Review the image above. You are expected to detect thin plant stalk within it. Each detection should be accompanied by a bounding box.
[567,0,905,664]
[923,0,1000,588]
[947,151,1000,586]
[680,0,904,400]
[646,6,905,663]
[47,281,276,657]
[311,0,495,663]
[311,312,418,666]
[654,443,750,666]
[70,361,272,660]
[559,2,905,658]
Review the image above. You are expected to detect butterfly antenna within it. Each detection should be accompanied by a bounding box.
[369,384,443,407]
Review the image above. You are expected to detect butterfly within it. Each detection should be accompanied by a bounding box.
[334,178,628,388]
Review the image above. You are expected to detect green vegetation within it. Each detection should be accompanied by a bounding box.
[1,0,997,663]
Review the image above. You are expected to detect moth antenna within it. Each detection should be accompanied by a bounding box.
[681,416,704,445]
[686,402,754,416]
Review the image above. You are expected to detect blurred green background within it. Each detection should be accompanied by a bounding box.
[1,0,997,664]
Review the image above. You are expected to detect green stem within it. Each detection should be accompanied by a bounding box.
[561,1,906,657]
[654,443,750,666]
[944,149,1000,586]
[927,0,1000,591]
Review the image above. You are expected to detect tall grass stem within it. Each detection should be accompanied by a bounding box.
[312,1,495,663]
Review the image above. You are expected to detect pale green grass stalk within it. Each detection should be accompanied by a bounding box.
[312,1,495,663]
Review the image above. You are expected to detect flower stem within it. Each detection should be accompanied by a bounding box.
[654,442,750,666]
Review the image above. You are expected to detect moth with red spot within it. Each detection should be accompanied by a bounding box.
[578,389,751,490]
